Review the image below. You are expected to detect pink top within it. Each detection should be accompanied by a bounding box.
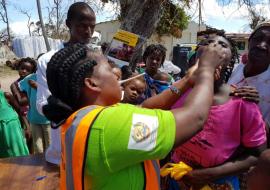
[171,90,266,168]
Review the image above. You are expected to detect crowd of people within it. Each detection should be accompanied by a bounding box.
[0,1,270,190]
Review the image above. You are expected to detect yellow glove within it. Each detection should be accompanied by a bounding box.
[160,161,193,180]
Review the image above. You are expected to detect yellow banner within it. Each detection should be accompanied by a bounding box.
[113,30,139,47]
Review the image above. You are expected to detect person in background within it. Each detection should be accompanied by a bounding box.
[143,44,173,99]
[36,2,96,164]
[10,57,37,152]
[18,72,51,154]
[0,82,29,158]
[228,21,270,142]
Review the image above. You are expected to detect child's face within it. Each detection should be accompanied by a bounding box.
[123,79,146,104]
[18,62,34,78]
[90,54,122,105]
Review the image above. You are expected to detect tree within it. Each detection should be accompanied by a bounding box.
[45,0,68,39]
[36,0,51,51]
[218,0,269,29]
[248,7,266,29]
[98,0,191,69]
[0,27,14,42]
[15,6,34,36]
[0,0,11,42]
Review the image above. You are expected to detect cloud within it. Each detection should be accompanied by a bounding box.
[187,0,270,33]
[10,21,32,37]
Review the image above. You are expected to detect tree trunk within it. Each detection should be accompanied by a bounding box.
[120,0,163,70]
[2,0,10,42]
[36,0,51,51]
[55,0,60,37]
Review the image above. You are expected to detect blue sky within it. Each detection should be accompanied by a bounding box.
[1,0,269,36]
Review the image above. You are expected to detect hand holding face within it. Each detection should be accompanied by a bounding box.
[198,43,227,69]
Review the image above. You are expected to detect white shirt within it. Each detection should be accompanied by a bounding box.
[36,44,64,164]
[159,60,181,75]
[228,63,270,125]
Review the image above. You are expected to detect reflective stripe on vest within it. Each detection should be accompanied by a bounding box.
[61,105,161,190]
[61,105,104,190]
[144,160,160,190]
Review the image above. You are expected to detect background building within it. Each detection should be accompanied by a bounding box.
[95,20,206,59]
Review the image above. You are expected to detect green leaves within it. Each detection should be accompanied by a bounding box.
[156,1,190,38]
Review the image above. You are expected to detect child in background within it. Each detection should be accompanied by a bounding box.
[19,72,51,154]
[247,149,270,190]
[170,35,266,190]
[10,57,37,151]
[121,74,146,105]
[154,72,172,83]
[142,44,173,99]
[0,82,29,158]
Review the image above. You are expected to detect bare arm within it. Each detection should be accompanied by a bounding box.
[4,92,21,113]
[10,82,28,105]
[183,143,267,185]
[141,76,191,110]
[141,62,198,110]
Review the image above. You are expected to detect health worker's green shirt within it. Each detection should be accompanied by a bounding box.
[84,103,176,190]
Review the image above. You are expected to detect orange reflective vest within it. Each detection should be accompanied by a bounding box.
[60,105,161,190]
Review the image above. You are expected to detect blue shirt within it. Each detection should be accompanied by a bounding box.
[19,73,50,124]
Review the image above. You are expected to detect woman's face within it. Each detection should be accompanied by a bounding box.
[112,67,122,81]
[90,54,122,105]
[145,53,163,75]
[18,61,34,78]
[205,36,232,81]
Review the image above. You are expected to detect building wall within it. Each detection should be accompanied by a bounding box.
[95,20,206,59]
[235,39,249,54]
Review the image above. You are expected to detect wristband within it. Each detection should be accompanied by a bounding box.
[169,85,181,96]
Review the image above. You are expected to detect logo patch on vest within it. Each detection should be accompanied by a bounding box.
[128,114,158,151]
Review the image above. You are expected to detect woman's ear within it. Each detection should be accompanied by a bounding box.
[84,77,101,92]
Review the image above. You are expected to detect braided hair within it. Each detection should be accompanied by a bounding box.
[220,34,239,83]
[43,44,97,124]
[143,44,167,66]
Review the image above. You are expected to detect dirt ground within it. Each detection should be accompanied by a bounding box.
[0,65,18,93]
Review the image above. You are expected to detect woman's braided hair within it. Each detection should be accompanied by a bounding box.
[220,34,239,83]
[43,43,97,124]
